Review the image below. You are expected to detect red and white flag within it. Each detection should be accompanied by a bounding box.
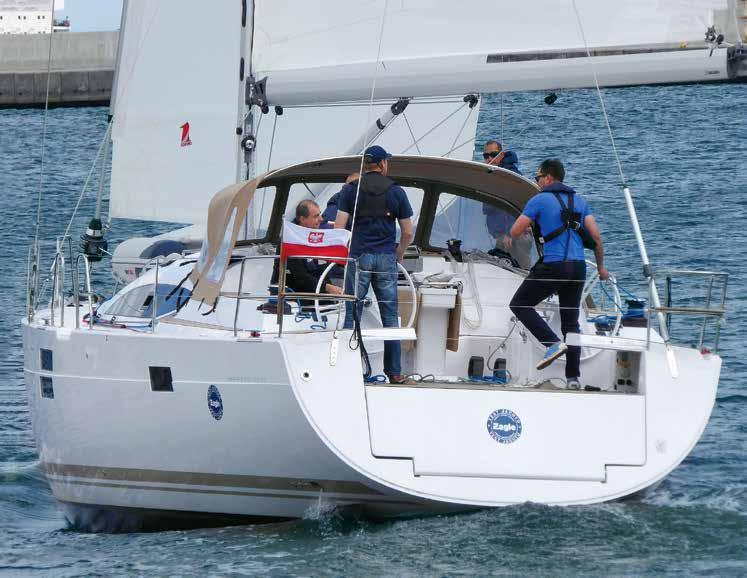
[280,221,351,265]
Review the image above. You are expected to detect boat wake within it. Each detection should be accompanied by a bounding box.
[0,461,63,531]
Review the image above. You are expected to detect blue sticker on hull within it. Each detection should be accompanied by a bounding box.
[487,409,522,444]
[207,385,223,420]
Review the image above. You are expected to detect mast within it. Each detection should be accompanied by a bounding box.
[236,0,253,184]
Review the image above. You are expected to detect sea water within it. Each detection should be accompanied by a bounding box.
[0,83,744,576]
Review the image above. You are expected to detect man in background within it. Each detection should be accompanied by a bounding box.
[481,139,531,267]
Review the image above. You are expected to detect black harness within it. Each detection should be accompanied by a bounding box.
[350,172,395,220]
[533,191,596,261]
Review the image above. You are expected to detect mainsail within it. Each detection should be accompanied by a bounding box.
[253,0,737,106]
[108,0,741,225]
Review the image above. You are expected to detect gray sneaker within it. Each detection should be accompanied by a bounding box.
[567,378,581,390]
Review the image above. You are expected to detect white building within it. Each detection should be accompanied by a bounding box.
[0,0,65,35]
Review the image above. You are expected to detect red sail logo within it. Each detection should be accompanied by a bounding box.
[180,122,192,147]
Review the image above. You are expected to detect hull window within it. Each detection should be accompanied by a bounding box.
[40,376,54,399]
[40,348,53,371]
[149,366,173,392]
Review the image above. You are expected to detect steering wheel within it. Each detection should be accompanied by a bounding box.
[580,259,622,337]
[314,261,418,329]
[528,260,621,363]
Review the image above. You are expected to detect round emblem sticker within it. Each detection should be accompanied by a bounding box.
[207,385,223,421]
[487,409,522,444]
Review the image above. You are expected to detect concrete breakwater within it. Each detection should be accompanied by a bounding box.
[0,31,118,108]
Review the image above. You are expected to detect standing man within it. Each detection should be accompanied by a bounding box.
[335,146,414,384]
[508,159,608,389]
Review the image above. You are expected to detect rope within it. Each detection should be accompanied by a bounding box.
[339,0,390,322]
[487,318,519,368]
[449,104,475,154]
[441,136,476,158]
[256,111,279,233]
[401,101,468,154]
[32,14,56,251]
[402,112,423,154]
[571,0,627,187]
[61,119,113,242]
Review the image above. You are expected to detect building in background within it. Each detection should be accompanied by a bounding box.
[0,0,67,34]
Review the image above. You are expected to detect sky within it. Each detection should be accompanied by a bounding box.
[55,0,123,32]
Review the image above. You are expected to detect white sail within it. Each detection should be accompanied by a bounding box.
[109,0,244,224]
[253,0,735,106]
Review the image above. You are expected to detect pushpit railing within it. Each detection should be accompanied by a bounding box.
[72,254,95,330]
[223,254,359,338]
[647,269,728,353]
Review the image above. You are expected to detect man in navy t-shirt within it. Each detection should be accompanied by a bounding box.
[335,145,414,384]
[508,159,609,388]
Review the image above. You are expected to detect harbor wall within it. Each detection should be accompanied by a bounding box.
[0,31,118,107]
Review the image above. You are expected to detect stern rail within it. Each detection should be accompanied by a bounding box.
[648,269,728,353]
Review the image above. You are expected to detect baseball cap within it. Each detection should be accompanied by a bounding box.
[363,145,392,163]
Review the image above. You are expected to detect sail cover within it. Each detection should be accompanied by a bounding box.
[109,0,244,224]
[190,178,264,307]
[253,0,734,106]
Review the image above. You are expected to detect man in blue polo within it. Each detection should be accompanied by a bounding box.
[335,145,415,384]
[509,159,609,389]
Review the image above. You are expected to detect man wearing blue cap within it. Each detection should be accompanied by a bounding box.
[335,145,415,384]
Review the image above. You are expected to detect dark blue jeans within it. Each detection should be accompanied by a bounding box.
[509,260,586,379]
[344,253,401,376]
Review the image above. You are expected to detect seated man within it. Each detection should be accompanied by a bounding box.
[271,200,343,298]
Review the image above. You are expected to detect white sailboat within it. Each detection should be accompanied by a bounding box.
[23,0,736,532]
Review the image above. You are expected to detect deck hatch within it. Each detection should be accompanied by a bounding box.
[149,366,173,392]
[40,376,54,399]
[40,348,53,371]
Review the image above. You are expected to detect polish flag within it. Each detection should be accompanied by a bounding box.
[280,221,351,265]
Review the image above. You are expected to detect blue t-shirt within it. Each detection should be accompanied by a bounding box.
[522,183,591,263]
[338,179,414,257]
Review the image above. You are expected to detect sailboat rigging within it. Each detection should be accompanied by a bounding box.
[22,0,736,531]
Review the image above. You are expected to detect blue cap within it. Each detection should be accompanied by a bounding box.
[363,145,392,163]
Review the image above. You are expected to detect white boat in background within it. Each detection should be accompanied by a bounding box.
[22,1,735,532]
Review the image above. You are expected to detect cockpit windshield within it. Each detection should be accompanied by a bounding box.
[429,192,536,268]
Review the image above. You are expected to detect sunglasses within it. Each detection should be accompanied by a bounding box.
[534,174,546,182]
[482,151,501,160]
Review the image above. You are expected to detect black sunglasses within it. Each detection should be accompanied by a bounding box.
[534,174,546,182]
[482,151,501,160]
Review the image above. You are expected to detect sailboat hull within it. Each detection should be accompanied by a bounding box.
[22,308,721,531]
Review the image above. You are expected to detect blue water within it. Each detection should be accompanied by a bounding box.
[1,83,745,576]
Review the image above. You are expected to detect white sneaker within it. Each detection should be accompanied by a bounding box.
[567,378,581,390]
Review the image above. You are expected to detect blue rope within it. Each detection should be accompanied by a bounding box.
[294,310,328,331]
[610,280,642,300]
[469,375,510,385]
